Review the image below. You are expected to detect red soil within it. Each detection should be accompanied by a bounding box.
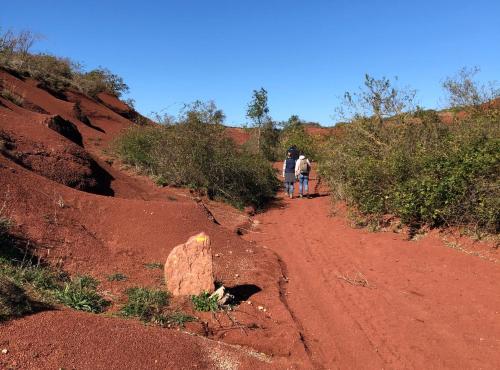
[1,69,499,369]
[226,127,251,146]
[245,174,500,369]
[0,71,308,369]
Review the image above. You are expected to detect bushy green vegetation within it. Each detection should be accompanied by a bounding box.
[55,275,109,313]
[0,217,109,319]
[322,73,500,234]
[1,217,58,320]
[0,28,128,98]
[279,115,318,159]
[114,101,280,209]
[191,291,219,312]
[120,287,169,323]
[120,287,196,327]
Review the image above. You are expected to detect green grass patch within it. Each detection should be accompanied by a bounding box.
[120,287,169,324]
[191,291,219,312]
[55,275,109,313]
[166,311,197,327]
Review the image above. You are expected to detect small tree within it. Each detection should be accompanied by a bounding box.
[279,115,316,159]
[338,74,416,125]
[246,87,270,150]
[0,29,40,56]
[443,66,500,109]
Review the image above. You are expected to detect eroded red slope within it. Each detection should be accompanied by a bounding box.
[0,71,310,369]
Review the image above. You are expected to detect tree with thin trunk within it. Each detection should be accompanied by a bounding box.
[246,87,270,150]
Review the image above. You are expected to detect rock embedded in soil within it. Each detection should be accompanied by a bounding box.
[164,232,214,296]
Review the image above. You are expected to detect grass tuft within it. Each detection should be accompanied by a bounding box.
[55,275,109,313]
[120,287,169,323]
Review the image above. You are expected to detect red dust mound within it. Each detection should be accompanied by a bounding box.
[0,310,276,370]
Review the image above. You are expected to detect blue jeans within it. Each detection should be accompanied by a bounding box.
[284,181,294,196]
[299,174,309,195]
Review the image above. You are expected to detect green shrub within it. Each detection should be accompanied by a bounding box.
[166,311,196,327]
[114,102,279,209]
[120,287,169,323]
[191,291,219,312]
[322,110,500,233]
[74,67,129,98]
[55,275,109,313]
[279,115,317,159]
[0,29,129,99]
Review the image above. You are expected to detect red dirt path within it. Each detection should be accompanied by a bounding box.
[245,176,500,369]
[2,69,499,369]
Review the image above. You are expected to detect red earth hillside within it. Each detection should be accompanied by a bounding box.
[0,69,310,369]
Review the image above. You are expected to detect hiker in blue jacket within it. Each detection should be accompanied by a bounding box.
[282,151,297,199]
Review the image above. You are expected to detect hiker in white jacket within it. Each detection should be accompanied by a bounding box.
[295,155,311,198]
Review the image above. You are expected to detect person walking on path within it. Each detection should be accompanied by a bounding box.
[283,151,297,199]
[295,154,311,198]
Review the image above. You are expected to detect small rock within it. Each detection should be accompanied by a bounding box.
[1,348,8,354]
[234,274,239,278]
[258,305,264,311]
[247,301,252,305]
[209,285,234,305]
[214,253,220,257]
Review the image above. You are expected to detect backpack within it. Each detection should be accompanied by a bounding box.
[299,158,310,174]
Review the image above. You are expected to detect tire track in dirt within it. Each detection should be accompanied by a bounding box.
[245,180,500,369]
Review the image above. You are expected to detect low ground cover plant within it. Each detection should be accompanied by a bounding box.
[0,217,109,318]
[120,287,196,327]
[114,101,280,209]
[191,291,219,312]
[55,275,109,313]
[120,287,169,324]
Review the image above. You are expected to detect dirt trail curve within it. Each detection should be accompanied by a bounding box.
[245,176,500,370]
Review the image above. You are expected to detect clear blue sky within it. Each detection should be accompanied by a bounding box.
[2,0,499,125]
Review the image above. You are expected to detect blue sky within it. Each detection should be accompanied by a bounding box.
[2,0,499,125]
